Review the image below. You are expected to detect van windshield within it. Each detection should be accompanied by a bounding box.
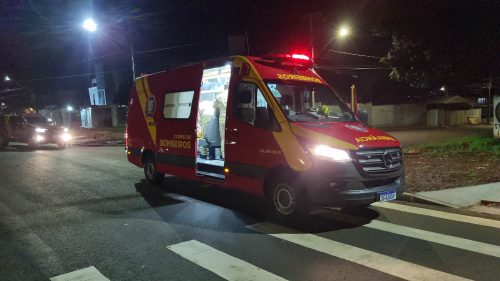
[26,116,50,125]
[266,81,356,122]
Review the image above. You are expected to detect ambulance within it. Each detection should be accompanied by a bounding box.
[126,53,404,218]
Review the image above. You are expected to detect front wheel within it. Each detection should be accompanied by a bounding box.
[143,156,164,185]
[266,172,309,221]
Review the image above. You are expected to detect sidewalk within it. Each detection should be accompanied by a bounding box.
[401,182,500,215]
[71,126,124,147]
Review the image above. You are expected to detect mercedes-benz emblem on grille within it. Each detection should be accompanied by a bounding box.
[383,151,393,168]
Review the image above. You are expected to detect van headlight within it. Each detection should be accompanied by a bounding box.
[312,145,351,162]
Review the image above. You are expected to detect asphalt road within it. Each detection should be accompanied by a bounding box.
[0,146,499,281]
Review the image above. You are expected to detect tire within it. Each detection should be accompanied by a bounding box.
[27,136,36,150]
[143,155,164,185]
[266,172,309,221]
[57,142,66,149]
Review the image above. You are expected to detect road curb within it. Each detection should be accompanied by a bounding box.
[398,192,451,207]
[72,141,124,147]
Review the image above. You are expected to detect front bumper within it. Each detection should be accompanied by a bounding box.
[296,158,405,207]
[31,133,71,145]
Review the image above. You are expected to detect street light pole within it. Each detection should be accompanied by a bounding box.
[309,13,315,63]
[128,17,136,81]
[83,18,136,82]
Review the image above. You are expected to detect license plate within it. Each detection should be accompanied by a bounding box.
[379,190,396,202]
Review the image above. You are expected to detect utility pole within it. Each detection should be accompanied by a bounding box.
[128,16,136,81]
[309,13,315,64]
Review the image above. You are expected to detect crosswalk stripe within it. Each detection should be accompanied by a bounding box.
[167,240,288,281]
[372,202,500,229]
[318,210,500,258]
[50,266,110,281]
[248,222,471,281]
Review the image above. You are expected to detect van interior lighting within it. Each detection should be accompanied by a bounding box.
[313,145,351,162]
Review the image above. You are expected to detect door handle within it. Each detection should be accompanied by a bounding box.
[227,128,239,135]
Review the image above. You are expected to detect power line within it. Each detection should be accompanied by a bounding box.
[135,43,194,54]
[19,68,129,82]
[327,49,382,59]
[0,87,26,94]
[316,65,390,71]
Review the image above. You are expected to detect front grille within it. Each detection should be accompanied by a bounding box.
[362,177,399,188]
[354,148,403,174]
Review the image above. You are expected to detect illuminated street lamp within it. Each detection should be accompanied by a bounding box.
[316,24,352,58]
[4,75,11,81]
[83,18,97,32]
[67,105,74,112]
[82,18,136,81]
[337,26,350,38]
[440,86,446,91]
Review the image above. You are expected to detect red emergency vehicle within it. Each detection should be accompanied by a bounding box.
[126,54,405,218]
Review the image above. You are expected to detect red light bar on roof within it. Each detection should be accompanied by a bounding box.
[265,53,313,68]
[290,54,310,61]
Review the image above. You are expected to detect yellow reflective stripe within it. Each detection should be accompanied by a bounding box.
[291,124,358,151]
[234,56,311,172]
[135,78,157,145]
[143,78,157,145]
[272,128,312,172]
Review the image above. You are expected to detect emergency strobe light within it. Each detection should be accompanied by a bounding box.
[263,53,314,68]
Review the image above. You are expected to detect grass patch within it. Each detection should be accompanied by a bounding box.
[405,136,500,157]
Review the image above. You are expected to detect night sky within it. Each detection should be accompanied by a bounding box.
[1,0,498,107]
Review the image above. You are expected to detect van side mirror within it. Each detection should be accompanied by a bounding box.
[357,109,368,124]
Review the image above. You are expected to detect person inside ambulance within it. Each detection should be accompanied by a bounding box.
[269,81,355,122]
[280,95,296,116]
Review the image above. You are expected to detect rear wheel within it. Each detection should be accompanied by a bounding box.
[266,172,309,221]
[143,155,164,185]
[57,142,67,149]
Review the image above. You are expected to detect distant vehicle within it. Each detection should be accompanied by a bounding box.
[126,54,405,219]
[0,113,72,149]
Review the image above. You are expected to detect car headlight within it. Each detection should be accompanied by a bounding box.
[35,135,45,142]
[61,133,72,142]
[63,127,69,133]
[312,145,351,162]
[35,128,47,133]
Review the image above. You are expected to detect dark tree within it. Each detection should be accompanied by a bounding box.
[378,0,500,90]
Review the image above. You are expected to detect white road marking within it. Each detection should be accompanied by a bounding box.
[318,210,500,258]
[248,222,471,281]
[372,202,500,229]
[167,240,288,281]
[50,266,110,281]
